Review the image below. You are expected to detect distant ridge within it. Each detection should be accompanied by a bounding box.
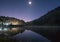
[29,6,60,26]
[0,16,25,25]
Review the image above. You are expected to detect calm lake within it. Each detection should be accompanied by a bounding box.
[1,26,60,42]
[10,30,51,42]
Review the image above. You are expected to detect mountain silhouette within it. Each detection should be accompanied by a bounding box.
[30,6,60,26]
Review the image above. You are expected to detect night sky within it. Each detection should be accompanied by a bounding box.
[0,0,60,22]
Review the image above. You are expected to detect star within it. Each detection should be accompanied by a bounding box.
[28,1,32,5]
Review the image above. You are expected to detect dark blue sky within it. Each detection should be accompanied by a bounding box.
[0,0,60,22]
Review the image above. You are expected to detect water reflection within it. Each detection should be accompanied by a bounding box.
[12,30,51,42]
[0,26,51,42]
[0,27,25,36]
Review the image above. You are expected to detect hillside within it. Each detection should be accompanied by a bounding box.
[0,16,25,25]
[28,6,60,26]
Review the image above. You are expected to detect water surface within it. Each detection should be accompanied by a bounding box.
[12,30,51,42]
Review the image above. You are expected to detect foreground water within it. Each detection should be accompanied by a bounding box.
[10,30,51,42]
[0,26,60,42]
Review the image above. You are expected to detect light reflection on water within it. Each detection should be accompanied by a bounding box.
[12,30,51,42]
[0,27,25,36]
[0,27,51,42]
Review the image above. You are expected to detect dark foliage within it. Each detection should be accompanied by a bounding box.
[28,6,60,26]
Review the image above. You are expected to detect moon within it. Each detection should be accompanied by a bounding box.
[28,1,32,5]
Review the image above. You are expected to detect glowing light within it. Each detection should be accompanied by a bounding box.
[3,23,10,25]
[11,22,19,25]
[0,28,2,31]
[11,28,18,31]
[3,28,7,31]
[29,1,32,5]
